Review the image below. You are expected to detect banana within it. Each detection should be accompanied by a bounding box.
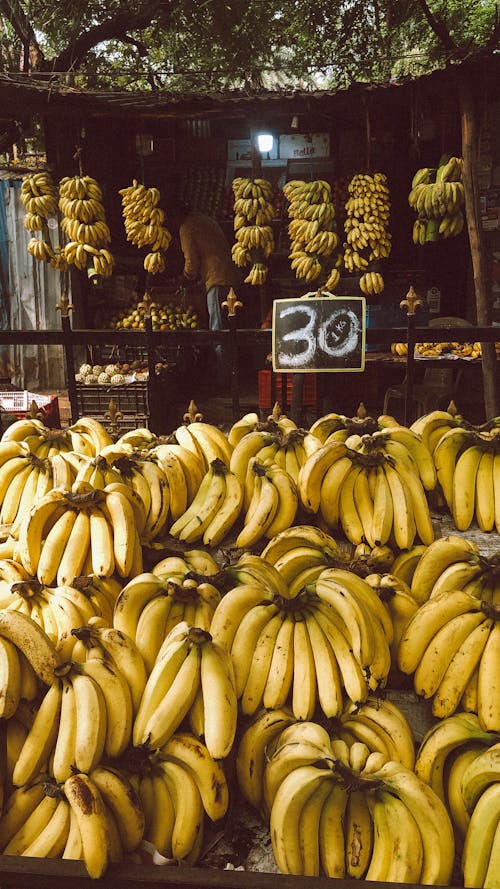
[113,572,166,641]
[429,558,485,598]
[103,488,138,577]
[146,769,175,857]
[161,731,229,821]
[235,470,279,549]
[241,610,285,716]
[63,772,110,879]
[56,507,91,587]
[259,612,295,711]
[433,426,472,509]
[398,589,482,675]
[12,680,62,786]
[134,633,202,748]
[90,765,144,853]
[52,677,77,784]
[209,583,270,651]
[17,489,67,576]
[0,636,21,719]
[202,465,243,546]
[303,609,343,717]
[312,604,369,705]
[153,450,187,521]
[413,609,487,700]
[36,509,78,586]
[0,781,46,850]
[89,506,115,577]
[365,789,423,883]
[410,535,480,605]
[291,615,317,721]
[344,787,373,878]
[269,763,333,874]
[445,741,485,843]
[199,635,237,758]
[462,781,500,889]
[382,425,436,490]
[187,420,233,468]
[390,455,435,545]
[452,443,484,531]
[317,454,353,529]
[79,653,133,758]
[297,441,349,513]
[297,776,333,876]
[414,711,495,805]
[21,796,71,859]
[345,695,416,770]
[229,429,279,483]
[475,448,496,532]
[318,781,348,877]
[3,791,60,855]
[477,620,500,732]
[314,573,376,668]
[373,759,455,885]
[235,708,296,810]
[158,759,204,861]
[433,617,493,719]
[0,608,59,685]
[262,464,298,538]
[231,601,279,698]
[70,668,107,773]
[383,460,416,550]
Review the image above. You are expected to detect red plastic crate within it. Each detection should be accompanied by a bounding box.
[258,369,317,410]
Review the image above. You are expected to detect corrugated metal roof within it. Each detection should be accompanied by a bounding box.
[0,63,462,122]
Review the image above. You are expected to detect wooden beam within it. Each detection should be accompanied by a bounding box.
[459,69,499,420]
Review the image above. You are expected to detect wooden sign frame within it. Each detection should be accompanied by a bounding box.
[272,293,366,373]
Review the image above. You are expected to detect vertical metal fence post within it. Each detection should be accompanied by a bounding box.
[222,288,243,423]
[401,286,423,426]
[57,291,78,425]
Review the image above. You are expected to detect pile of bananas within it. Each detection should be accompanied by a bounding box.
[343,172,391,296]
[283,179,341,290]
[118,180,172,275]
[297,421,436,549]
[210,560,392,719]
[240,716,454,882]
[392,340,500,359]
[2,396,500,880]
[230,177,275,286]
[21,170,62,268]
[413,712,500,884]
[409,156,465,245]
[59,175,115,278]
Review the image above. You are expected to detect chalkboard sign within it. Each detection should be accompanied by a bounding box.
[272,294,366,372]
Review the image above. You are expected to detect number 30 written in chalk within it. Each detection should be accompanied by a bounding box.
[272,296,366,372]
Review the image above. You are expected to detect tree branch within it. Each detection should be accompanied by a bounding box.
[414,0,458,53]
[0,0,44,70]
[45,2,169,73]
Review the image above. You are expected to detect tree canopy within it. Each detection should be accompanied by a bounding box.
[0,0,498,91]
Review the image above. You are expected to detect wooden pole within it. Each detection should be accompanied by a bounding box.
[459,70,499,420]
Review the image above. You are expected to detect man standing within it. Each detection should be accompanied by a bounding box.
[168,200,239,383]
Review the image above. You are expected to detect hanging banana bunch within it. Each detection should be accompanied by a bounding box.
[21,170,64,270]
[118,180,172,275]
[59,175,115,279]
[231,177,275,286]
[283,179,342,290]
[408,156,465,246]
[344,172,391,296]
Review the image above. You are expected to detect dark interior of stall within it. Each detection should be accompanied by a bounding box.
[42,65,497,423]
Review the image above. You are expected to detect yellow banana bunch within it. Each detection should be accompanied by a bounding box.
[244,262,268,285]
[21,171,58,222]
[59,175,115,277]
[119,179,172,274]
[284,179,341,289]
[359,270,385,295]
[409,156,465,244]
[265,737,454,883]
[231,177,275,284]
[343,172,391,292]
